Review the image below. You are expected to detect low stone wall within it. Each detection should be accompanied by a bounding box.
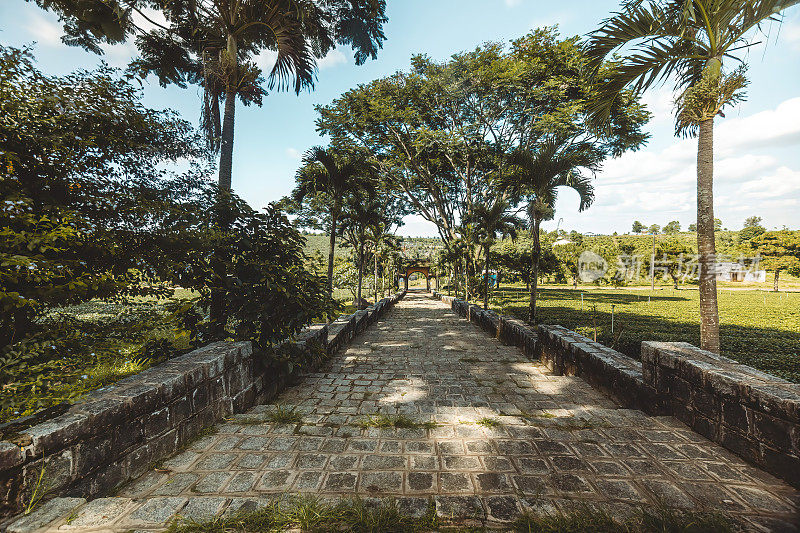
[0,292,405,516]
[642,341,800,489]
[434,291,800,490]
[536,325,667,416]
[434,293,538,359]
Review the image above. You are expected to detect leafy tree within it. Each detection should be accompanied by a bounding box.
[0,45,200,349]
[714,218,723,232]
[553,242,586,289]
[739,225,766,243]
[1,44,335,386]
[649,224,661,235]
[632,220,645,234]
[317,28,648,279]
[339,192,387,307]
[33,0,388,194]
[663,220,681,234]
[744,216,763,228]
[688,223,697,232]
[653,238,694,289]
[464,200,524,310]
[585,0,798,353]
[504,138,598,321]
[287,146,373,295]
[751,230,800,292]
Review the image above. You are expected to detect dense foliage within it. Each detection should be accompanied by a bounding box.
[0,47,334,421]
[314,27,649,308]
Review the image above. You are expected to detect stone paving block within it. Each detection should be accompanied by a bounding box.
[293,471,324,491]
[226,471,258,493]
[434,496,484,521]
[236,453,268,469]
[439,472,474,493]
[58,497,134,529]
[6,498,86,533]
[126,497,187,526]
[152,473,199,496]
[360,471,403,493]
[194,472,232,493]
[362,455,405,470]
[196,453,237,470]
[407,472,436,493]
[485,495,520,522]
[256,470,294,491]
[323,472,357,491]
[178,497,227,521]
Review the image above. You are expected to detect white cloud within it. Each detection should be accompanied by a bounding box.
[504,0,523,7]
[738,167,800,200]
[564,96,800,233]
[25,12,63,46]
[255,48,345,77]
[779,16,800,49]
[286,148,302,160]
[716,97,800,152]
[318,49,347,70]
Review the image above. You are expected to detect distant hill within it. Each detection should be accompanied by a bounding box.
[301,233,444,260]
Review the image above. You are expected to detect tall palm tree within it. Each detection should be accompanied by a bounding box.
[33,0,388,193]
[465,201,525,310]
[505,139,598,322]
[293,146,371,295]
[585,0,798,352]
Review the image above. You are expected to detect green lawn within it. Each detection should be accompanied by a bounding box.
[487,285,800,383]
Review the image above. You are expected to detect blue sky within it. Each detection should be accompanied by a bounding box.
[3,0,800,236]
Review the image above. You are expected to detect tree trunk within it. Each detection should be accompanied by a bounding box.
[374,250,379,302]
[217,34,238,191]
[529,218,541,323]
[464,256,469,302]
[774,269,780,292]
[357,240,365,305]
[327,211,338,296]
[209,33,238,336]
[483,244,490,310]
[697,118,721,353]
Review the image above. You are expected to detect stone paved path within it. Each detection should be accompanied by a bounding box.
[17,293,800,531]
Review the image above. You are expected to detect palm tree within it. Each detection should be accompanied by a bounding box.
[505,139,597,322]
[340,193,385,308]
[465,201,525,310]
[292,147,371,295]
[33,0,388,193]
[585,0,798,352]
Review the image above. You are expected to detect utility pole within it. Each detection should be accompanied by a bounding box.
[651,232,656,291]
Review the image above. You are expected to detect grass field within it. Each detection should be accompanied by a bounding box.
[483,285,800,383]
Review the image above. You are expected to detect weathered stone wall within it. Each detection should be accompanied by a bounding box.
[642,341,800,489]
[434,291,800,490]
[0,292,405,516]
[536,325,667,416]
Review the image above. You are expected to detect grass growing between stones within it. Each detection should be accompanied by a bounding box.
[513,506,733,533]
[264,405,304,425]
[356,414,439,430]
[166,498,734,533]
[474,417,503,428]
[167,497,439,533]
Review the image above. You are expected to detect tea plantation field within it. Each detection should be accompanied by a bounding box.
[488,286,800,383]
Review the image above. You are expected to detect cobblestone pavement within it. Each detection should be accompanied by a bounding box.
[17,293,800,532]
